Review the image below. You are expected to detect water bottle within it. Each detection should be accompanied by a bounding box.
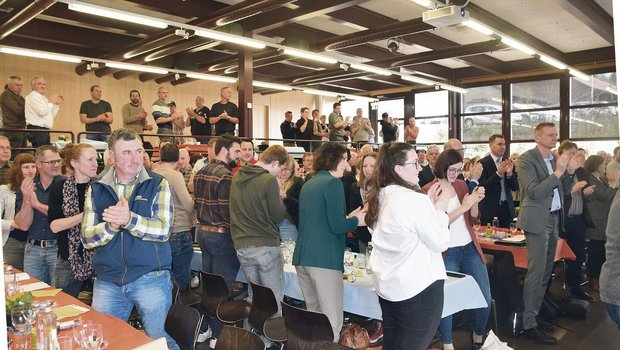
[492,217,500,236]
[365,243,373,274]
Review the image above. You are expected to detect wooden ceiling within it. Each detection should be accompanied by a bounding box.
[0,0,615,97]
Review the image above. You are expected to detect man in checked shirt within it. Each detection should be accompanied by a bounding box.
[193,134,241,340]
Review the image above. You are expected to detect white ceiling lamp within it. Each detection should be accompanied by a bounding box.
[283,48,338,64]
[0,46,81,63]
[106,62,168,74]
[501,37,536,56]
[401,75,435,86]
[195,30,266,49]
[539,55,567,70]
[410,0,436,8]
[340,94,378,102]
[253,81,292,91]
[186,73,238,83]
[350,63,393,76]
[568,69,590,83]
[463,20,494,36]
[440,84,468,94]
[302,89,339,97]
[67,1,168,29]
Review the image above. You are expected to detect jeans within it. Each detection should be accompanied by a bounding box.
[278,218,298,242]
[3,237,26,270]
[604,303,620,329]
[52,259,83,297]
[196,228,240,337]
[169,231,193,292]
[26,126,51,148]
[85,133,109,142]
[92,270,179,350]
[24,243,58,284]
[237,246,284,312]
[379,279,444,350]
[563,215,586,290]
[440,242,492,344]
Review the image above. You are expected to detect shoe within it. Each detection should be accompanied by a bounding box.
[472,343,483,350]
[197,328,212,343]
[208,338,217,350]
[536,318,556,333]
[571,289,595,302]
[368,321,383,345]
[190,275,200,289]
[521,327,558,345]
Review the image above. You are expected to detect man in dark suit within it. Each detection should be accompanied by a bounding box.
[418,144,439,188]
[517,122,572,345]
[478,135,519,228]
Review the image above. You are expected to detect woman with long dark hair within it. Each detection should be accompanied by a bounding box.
[365,142,450,350]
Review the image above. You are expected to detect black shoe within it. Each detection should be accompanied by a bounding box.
[537,318,556,333]
[521,327,558,345]
[571,289,595,302]
[472,342,483,350]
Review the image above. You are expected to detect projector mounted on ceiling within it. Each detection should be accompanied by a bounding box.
[422,5,469,28]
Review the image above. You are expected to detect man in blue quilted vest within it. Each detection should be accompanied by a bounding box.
[82,128,179,350]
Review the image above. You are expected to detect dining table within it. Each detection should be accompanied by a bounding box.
[6,268,153,349]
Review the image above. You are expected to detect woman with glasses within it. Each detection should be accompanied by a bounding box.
[277,155,303,242]
[1,154,37,270]
[365,142,450,350]
[422,149,489,350]
[48,143,99,297]
[293,142,367,341]
[348,152,377,253]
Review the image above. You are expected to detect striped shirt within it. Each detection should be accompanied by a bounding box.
[193,160,232,229]
[82,168,173,248]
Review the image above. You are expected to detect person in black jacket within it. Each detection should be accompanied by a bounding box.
[280,111,296,146]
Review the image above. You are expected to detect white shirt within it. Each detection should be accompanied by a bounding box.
[0,184,16,245]
[369,185,450,302]
[25,90,60,128]
[447,195,472,248]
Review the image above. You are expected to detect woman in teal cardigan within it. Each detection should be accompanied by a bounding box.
[292,142,366,341]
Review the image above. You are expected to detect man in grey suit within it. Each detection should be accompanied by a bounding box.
[517,122,572,345]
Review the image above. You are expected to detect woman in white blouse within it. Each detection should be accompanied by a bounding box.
[365,142,450,350]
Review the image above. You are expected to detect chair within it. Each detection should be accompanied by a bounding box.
[172,281,180,304]
[214,325,265,350]
[200,272,251,327]
[165,304,204,350]
[281,301,334,350]
[248,282,287,344]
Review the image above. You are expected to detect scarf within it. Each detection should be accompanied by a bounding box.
[62,176,96,281]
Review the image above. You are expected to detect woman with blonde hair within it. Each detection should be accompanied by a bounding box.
[348,152,377,252]
[278,155,303,241]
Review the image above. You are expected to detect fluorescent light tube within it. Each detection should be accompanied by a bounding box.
[340,94,378,102]
[440,84,468,94]
[350,63,393,76]
[569,69,590,82]
[302,89,339,97]
[411,0,435,8]
[539,55,567,70]
[195,30,266,49]
[253,81,292,91]
[68,2,168,29]
[283,48,338,64]
[401,75,435,86]
[0,47,81,63]
[106,62,168,74]
[186,73,237,83]
[463,20,494,36]
[501,37,535,56]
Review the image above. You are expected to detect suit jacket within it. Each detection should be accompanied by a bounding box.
[584,173,616,241]
[0,88,26,128]
[516,147,571,234]
[478,155,519,221]
[418,164,435,188]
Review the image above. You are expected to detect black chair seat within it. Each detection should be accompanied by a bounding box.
[215,326,265,350]
[179,289,202,306]
[264,316,287,342]
[320,342,354,350]
[217,300,251,323]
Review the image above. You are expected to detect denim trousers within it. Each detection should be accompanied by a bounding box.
[24,243,58,284]
[92,270,179,350]
[3,237,26,270]
[169,231,194,292]
[85,133,109,142]
[237,246,284,312]
[52,258,83,297]
[604,303,620,329]
[27,128,51,148]
[439,242,492,344]
[196,228,240,337]
[379,279,444,350]
[278,218,298,242]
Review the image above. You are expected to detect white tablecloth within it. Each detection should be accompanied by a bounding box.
[191,248,487,318]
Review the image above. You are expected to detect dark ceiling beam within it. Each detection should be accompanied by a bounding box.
[139,73,160,82]
[561,0,613,44]
[389,40,505,67]
[126,0,228,20]
[112,70,136,80]
[564,46,615,66]
[0,0,56,40]
[0,36,107,57]
[328,5,394,27]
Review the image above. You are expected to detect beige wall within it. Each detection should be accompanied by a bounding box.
[0,54,334,143]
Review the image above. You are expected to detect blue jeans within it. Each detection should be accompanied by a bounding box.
[236,246,284,312]
[24,243,58,284]
[439,242,492,344]
[169,231,193,292]
[196,228,240,337]
[604,303,620,330]
[52,258,83,297]
[85,133,109,142]
[3,237,26,270]
[278,218,298,242]
[92,270,179,350]
[26,126,50,147]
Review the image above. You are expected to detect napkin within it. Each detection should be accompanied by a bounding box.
[15,272,30,281]
[53,304,90,320]
[19,282,50,292]
[31,289,62,297]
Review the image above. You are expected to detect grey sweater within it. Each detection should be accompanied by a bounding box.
[600,190,620,306]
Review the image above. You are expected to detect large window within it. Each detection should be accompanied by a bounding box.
[415,91,449,144]
[510,79,560,140]
[376,98,404,143]
[460,85,502,142]
[569,72,618,139]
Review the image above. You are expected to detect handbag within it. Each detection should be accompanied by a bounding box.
[339,324,371,349]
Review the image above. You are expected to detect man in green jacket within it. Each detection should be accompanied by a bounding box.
[230,145,289,311]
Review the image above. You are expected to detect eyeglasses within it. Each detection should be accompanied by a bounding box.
[0,146,11,151]
[447,167,463,175]
[39,159,63,165]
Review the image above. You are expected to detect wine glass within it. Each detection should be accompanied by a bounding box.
[11,307,31,335]
[5,271,19,297]
[510,223,518,235]
[82,323,105,350]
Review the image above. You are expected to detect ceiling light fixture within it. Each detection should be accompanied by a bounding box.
[105,62,168,74]
[440,84,468,94]
[0,46,81,63]
[463,20,494,36]
[195,30,266,49]
[401,75,435,86]
[340,94,378,102]
[302,89,339,97]
[410,0,436,8]
[253,81,292,91]
[67,1,168,29]
[283,48,338,64]
[350,63,393,76]
[186,73,238,83]
[501,37,536,56]
[539,55,567,70]
[568,69,590,82]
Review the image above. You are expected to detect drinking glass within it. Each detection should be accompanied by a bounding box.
[57,336,73,350]
[73,318,93,347]
[5,270,19,297]
[11,307,31,335]
[8,328,31,350]
[81,323,105,350]
[510,223,518,235]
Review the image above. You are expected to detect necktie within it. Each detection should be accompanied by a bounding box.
[497,158,507,203]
